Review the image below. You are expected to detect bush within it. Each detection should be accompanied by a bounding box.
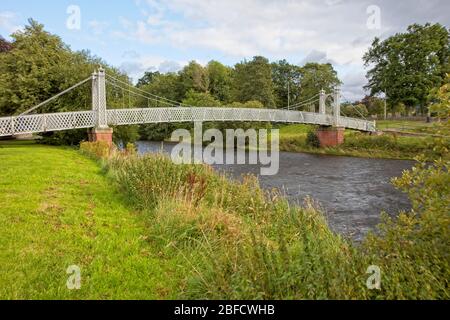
[79,141,110,159]
[363,159,450,299]
[113,125,140,146]
[306,130,320,148]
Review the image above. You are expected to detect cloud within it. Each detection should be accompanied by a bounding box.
[127,0,450,65]
[122,50,140,59]
[341,72,369,101]
[119,0,450,99]
[119,54,185,82]
[300,50,336,65]
[158,60,182,73]
[88,20,109,35]
[0,11,23,35]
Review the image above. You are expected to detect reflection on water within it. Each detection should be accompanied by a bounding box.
[137,140,414,241]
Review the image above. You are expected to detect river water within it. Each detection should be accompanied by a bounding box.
[136,141,414,241]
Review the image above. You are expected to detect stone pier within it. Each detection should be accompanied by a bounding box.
[316,126,345,147]
[88,127,113,147]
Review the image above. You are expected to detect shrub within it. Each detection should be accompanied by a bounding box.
[125,142,137,156]
[306,130,320,148]
[79,141,110,159]
[363,159,450,299]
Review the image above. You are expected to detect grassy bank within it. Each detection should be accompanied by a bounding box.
[0,141,181,299]
[92,141,449,299]
[277,124,450,160]
[1,140,448,299]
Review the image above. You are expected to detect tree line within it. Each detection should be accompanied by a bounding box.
[133,57,341,110]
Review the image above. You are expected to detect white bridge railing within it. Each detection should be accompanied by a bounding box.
[0,107,376,137]
[0,69,376,137]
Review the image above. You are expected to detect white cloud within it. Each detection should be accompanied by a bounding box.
[300,50,336,65]
[119,0,450,99]
[119,52,186,82]
[341,72,368,101]
[88,20,109,35]
[0,11,23,35]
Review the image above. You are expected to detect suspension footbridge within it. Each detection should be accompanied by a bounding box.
[0,69,376,145]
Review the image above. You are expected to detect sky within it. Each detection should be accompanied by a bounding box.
[1,0,449,101]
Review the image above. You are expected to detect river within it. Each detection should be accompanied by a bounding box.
[136,141,414,241]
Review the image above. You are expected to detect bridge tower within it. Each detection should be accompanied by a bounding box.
[88,68,113,146]
[316,88,345,147]
[319,89,326,114]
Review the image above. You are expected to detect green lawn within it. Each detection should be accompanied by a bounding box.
[0,141,179,299]
[376,120,443,135]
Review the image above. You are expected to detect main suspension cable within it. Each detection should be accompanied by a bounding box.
[105,74,195,108]
[17,76,92,117]
[106,79,178,107]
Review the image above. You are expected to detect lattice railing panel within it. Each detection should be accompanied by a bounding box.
[13,115,44,134]
[106,108,376,131]
[0,111,95,136]
[0,117,13,136]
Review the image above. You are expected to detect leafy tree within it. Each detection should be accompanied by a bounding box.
[136,71,161,88]
[342,103,369,118]
[359,95,385,116]
[135,72,183,107]
[0,19,138,145]
[231,56,275,108]
[271,59,302,108]
[429,73,450,119]
[227,100,263,109]
[206,60,232,103]
[0,36,12,53]
[182,89,221,107]
[298,63,341,102]
[364,23,450,113]
[113,125,140,146]
[178,61,209,98]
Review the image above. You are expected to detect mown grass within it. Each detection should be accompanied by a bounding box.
[0,141,181,299]
[376,120,446,135]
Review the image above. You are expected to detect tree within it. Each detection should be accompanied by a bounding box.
[0,36,12,53]
[342,103,369,118]
[182,89,221,107]
[178,61,209,98]
[231,56,276,108]
[136,72,182,107]
[228,100,263,109]
[206,60,232,103]
[429,74,450,122]
[360,95,386,116]
[271,59,302,108]
[136,71,161,88]
[298,63,341,102]
[0,19,138,145]
[363,23,450,113]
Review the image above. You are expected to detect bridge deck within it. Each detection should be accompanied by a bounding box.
[0,107,376,137]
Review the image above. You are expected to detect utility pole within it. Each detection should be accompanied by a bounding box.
[383,77,387,120]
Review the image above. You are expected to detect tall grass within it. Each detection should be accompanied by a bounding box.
[83,143,449,299]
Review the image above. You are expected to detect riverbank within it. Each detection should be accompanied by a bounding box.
[1,140,448,299]
[277,124,450,160]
